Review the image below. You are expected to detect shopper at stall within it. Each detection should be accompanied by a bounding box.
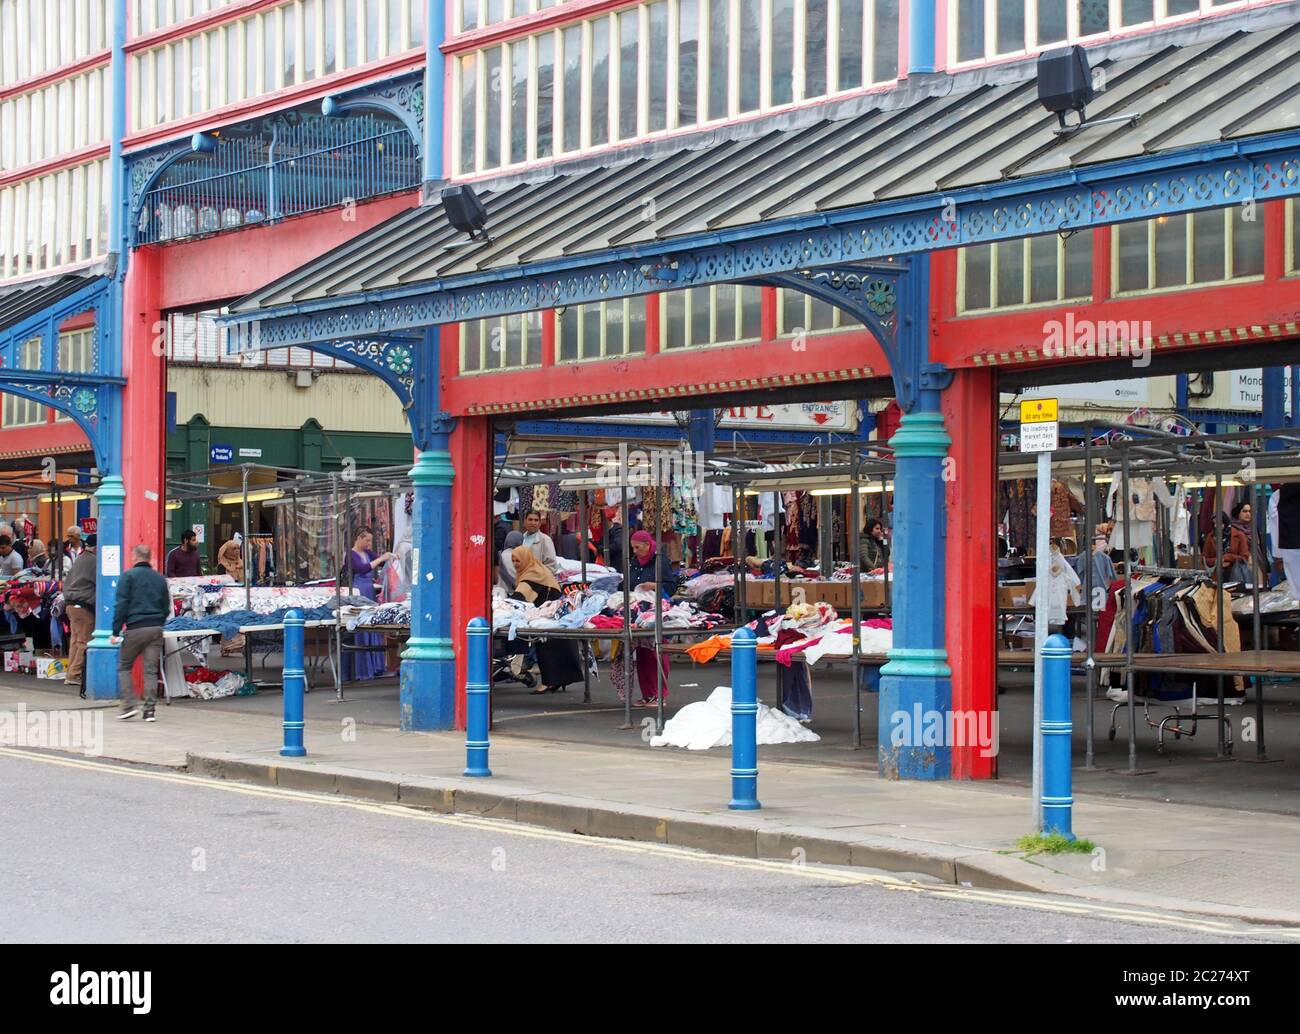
[507,545,583,694]
[25,539,49,575]
[344,527,394,681]
[217,532,245,582]
[63,534,96,697]
[111,544,170,722]
[603,508,626,568]
[0,535,23,577]
[1204,501,1268,585]
[1,523,27,565]
[165,529,204,578]
[612,530,675,708]
[859,518,890,571]
[59,527,83,577]
[520,509,559,573]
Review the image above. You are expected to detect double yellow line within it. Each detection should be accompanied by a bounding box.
[3,746,1295,941]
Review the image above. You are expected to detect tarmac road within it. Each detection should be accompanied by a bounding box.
[1,750,1291,944]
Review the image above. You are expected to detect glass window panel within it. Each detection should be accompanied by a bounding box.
[459,54,476,173]
[664,291,686,348]
[1166,0,1198,13]
[618,10,638,140]
[738,0,760,112]
[1192,210,1226,283]
[781,288,803,333]
[1036,0,1067,43]
[607,300,626,354]
[225,24,240,104]
[804,0,827,98]
[707,0,728,119]
[837,0,862,90]
[1063,228,1092,299]
[1231,205,1265,278]
[510,41,527,162]
[246,18,259,94]
[524,312,542,366]
[715,284,737,342]
[283,9,296,85]
[558,308,579,361]
[1293,201,1300,272]
[995,240,1024,307]
[513,0,528,17]
[770,0,793,107]
[627,298,647,353]
[1029,235,1058,303]
[996,0,1023,54]
[1121,0,1152,25]
[956,0,984,62]
[690,287,712,344]
[324,0,337,74]
[365,0,380,62]
[264,14,280,91]
[485,45,503,167]
[562,25,581,151]
[1153,214,1186,288]
[173,45,186,118]
[872,0,898,81]
[1078,0,1109,36]
[809,296,835,332]
[582,304,602,358]
[411,0,424,45]
[1116,222,1147,292]
[591,18,610,145]
[537,33,554,159]
[487,0,504,24]
[504,316,523,367]
[304,0,317,79]
[740,286,762,339]
[648,1,668,131]
[462,323,482,372]
[387,0,400,49]
[461,0,478,32]
[678,0,698,125]
[344,0,358,67]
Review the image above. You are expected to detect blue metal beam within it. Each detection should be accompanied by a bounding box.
[224,133,1300,347]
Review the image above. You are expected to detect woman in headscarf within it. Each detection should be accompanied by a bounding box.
[509,545,583,694]
[614,531,676,708]
[217,531,245,582]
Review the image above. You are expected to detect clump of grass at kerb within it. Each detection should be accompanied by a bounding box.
[1016,832,1096,855]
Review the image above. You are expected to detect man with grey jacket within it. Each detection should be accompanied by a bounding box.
[62,533,97,698]
[111,544,171,722]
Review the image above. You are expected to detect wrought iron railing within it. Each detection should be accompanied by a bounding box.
[135,119,420,246]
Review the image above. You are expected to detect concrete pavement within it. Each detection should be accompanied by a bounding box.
[2,680,1298,927]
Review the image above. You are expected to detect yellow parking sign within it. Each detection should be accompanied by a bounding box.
[1020,398,1058,424]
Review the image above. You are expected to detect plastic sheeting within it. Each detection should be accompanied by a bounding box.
[650,686,820,750]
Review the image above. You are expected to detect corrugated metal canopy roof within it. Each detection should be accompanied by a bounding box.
[0,271,103,335]
[234,3,1300,314]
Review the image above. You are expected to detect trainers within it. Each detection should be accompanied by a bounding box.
[117,707,141,720]
[143,708,157,723]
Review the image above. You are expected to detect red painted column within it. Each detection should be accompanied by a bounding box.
[943,366,998,779]
[450,413,491,731]
[121,245,165,565]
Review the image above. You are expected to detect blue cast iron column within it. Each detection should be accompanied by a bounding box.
[399,447,457,729]
[400,332,457,730]
[878,402,953,779]
[84,475,126,699]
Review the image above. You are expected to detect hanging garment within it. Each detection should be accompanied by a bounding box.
[1029,546,1083,625]
[1268,489,1300,593]
[1107,478,1173,552]
[1049,479,1086,540]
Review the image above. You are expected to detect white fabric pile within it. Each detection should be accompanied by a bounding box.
[650,686,821,750]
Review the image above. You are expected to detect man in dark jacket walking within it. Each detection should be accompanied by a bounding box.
[111,544,170,721]
[62,533,98,697]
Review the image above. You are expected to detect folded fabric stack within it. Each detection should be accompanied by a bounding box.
[554,558,618,584]
[1230,581,1300,615]
[490,586,728,639]
[180,667,254,700]
[165,606,337,640]
[350,602,411,629]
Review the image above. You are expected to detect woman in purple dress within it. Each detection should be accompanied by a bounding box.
[344,528,393,681]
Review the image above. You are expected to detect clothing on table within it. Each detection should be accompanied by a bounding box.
[344,548,385,681]
[774,626,813,718]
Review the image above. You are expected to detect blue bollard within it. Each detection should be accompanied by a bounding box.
[281,609,306,758]
[729,626,760,810]
[463,617,492,777]
[1040,632,1074,838]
